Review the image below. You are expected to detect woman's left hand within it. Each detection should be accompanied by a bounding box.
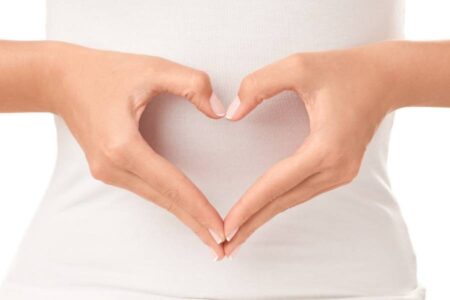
[222,41,398,256]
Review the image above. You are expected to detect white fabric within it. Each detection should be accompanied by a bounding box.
[0,0,426,299]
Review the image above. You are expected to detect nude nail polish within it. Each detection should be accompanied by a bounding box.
[225,97,241,120]
[208,228,225,244]
[209,93,226,117]
[211,249,219,262]
[226,227,238,242]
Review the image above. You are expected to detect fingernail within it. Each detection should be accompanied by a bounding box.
[225,227,238,242]
[211,249,219,262]
[209,93,226,117]
[225,96,241,120]
[208,228,225,244]
[228,245,241,260]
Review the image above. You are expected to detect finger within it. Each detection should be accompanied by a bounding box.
[93,163,225,260]
[226,55,301,121]
[153,59,225,118]
[224,171,338,257]
[101,131,226,246]
[224,137,322,241]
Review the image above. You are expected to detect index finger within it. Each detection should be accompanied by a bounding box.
[105,131,226,244]
[223,137,321,241]
[151,58,225,118]
[226,54,303,121]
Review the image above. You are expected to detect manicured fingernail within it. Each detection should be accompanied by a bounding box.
[208,228,225,244]
[209,93,226,117]
[211,249,219,261]
[225,96,241,120]
[225,227,238,242]
[228,245,241,260]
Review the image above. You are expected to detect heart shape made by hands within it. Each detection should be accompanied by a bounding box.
[139,91,310,221]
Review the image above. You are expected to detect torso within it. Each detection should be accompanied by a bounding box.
[0,1,425,299]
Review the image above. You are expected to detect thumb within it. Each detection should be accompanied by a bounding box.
[226,55,301,121]
[154,60,225,119]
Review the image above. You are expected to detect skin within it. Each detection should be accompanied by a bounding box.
[223,40,450,257]
[1,39,449,260]
[0,40,228,260]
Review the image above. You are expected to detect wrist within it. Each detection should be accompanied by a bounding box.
[356,40,412,114]
[364,40,450,112]
[35,40,75,115]
[375,40,415,112]
[349,40,425,115]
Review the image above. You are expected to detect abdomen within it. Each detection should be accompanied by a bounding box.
[1,1,422,299]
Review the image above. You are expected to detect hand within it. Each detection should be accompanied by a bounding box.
[49,42,227,260]
[223,42,396,256]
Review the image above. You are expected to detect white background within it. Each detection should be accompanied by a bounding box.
[0,0,449,299]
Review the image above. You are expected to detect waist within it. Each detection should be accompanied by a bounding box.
[5,135,418,297]
[0,282,426,300]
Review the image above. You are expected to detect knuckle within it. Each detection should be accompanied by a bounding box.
[241,73,258,94]
[189,93,202,110]
[182,88,196,101]
[241,73,257,92]
[307,144,332,170]
[316,147,332,168]
[339,175,354,185]
[103,144,125,163]
[101,136,135,167]
[315,140,347,169]
[190,70,211,92]
[184,70,211,109]
[333,159,360,185]
[241,73,263,105]
[89,158,113,183]
[253,95,264,106]
[287,53,307,70]
[164,200,177,214]
[342,160,361,184]
[162,188,181,204]
[302,135,331,165]
[285,53,314,89]
[313,140,361,186]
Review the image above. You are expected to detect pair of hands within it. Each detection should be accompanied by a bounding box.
[48,41,396,261]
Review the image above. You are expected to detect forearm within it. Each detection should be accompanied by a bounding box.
[376,40,450,111]
[0,40,61,113]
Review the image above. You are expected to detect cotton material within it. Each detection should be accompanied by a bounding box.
[0,0,426,299]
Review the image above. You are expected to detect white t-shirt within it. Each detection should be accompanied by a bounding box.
[0,0,426,299]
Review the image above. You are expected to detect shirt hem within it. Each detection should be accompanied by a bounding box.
[0,282,426,300]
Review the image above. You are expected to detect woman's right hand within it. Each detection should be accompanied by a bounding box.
[47,42,227,260]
